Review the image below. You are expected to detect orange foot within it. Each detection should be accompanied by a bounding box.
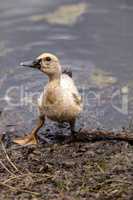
[13,134,38,145]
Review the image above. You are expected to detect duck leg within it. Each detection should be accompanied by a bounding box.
[13,115,45,145]
[70,119,76,136]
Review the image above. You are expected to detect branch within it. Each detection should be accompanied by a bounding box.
[76,128,133,142]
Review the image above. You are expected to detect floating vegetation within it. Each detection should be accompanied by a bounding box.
[90,68,117,87]
[0,42,13,57]
[30,3,88,26]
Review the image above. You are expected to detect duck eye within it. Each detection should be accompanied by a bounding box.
[45,57,51,62]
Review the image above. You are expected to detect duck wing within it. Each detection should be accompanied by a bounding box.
[72,93,82,105]
[62,66,72,78]
[61,74,82,107]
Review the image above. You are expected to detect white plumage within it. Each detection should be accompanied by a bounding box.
[38,74,82,122]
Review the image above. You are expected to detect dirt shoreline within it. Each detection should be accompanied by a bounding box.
[0,132,133,200]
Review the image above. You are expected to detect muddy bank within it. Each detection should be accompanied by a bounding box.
[0,134,133,200]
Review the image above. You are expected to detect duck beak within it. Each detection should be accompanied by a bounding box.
[20,59,41,69]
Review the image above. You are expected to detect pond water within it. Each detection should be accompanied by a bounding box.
[0,0,133,135]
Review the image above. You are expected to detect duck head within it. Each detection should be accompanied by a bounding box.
[20,53,61,79]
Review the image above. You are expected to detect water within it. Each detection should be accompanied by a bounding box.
[0,0,133,134]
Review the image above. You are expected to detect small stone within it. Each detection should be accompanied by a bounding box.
[62,160,75,168]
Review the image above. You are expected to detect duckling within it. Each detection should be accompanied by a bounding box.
[14,53,83,145]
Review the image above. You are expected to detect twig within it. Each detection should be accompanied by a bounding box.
[0,182,16,191]
[1,141,19,172]
[0,182,40,196]
[96,163,105,173]
[0,160,15,176]
[3,172,53,184]
[3,174,27,184]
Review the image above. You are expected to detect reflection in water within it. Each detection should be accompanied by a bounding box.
[0,0,133,133]
[30,3,88,25]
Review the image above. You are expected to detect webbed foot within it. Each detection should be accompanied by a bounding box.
[13,133,38,145]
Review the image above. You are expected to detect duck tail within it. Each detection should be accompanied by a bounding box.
[62,67,72,77]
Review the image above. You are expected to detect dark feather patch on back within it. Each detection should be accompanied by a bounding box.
[62,67,72,77]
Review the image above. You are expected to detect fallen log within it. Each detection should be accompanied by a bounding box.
[1,128,133,146]
[76,128,133,143]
